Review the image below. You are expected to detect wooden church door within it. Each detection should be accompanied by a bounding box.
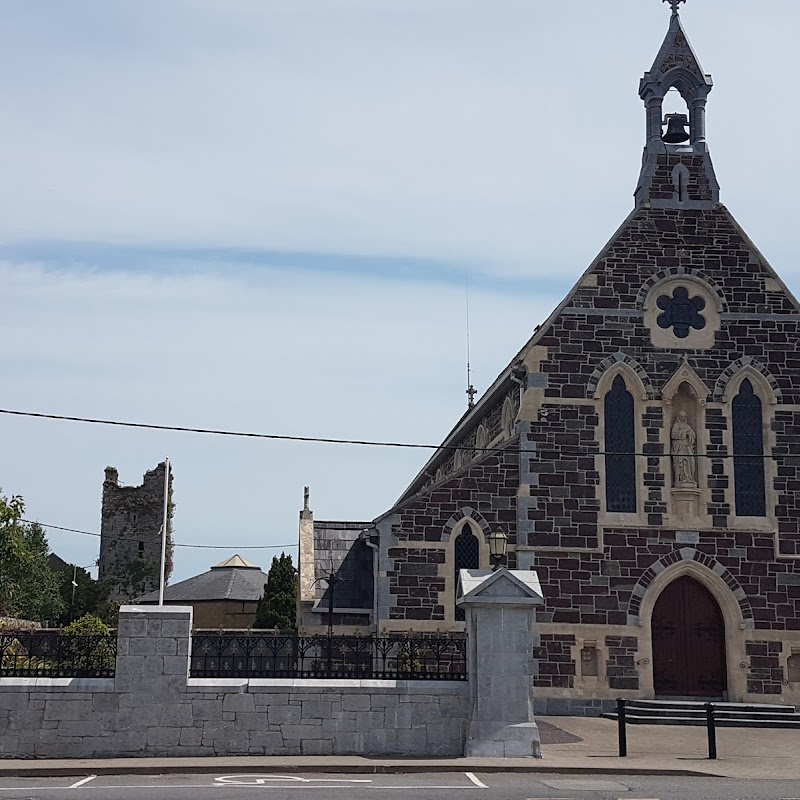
[651,576,727,698]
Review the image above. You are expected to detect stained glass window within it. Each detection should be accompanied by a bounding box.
[733,379,766,517]
[454,527,479,621]
[656,286,706,338]
[605,375,637,513]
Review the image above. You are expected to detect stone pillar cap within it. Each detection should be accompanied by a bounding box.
[119,604,194,616]
[456,568,544,607]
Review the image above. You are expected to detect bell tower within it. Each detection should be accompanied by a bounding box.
[634,0,719,209]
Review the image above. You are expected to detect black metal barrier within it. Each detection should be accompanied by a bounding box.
[617,697,627,756]
[705,702,717,760]
[0,632,117,678]
[190,633,468,680]
[616,698,719,760]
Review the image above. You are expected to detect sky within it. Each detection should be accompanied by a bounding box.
[2,0,799,583]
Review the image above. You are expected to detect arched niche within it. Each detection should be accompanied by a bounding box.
[501,397,515,437]
[474,424,489,458]
[663,364,709,518]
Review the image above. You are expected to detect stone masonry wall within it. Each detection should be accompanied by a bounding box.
[648,154,714,202]
[746,640,785,696]
[605,635,640,691]
[533,634,575,689]
[0,607,468,759]
[532,531,800,630]
[388,548,446,621]
[382,448,519,622]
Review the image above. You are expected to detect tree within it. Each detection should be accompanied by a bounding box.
[0,491,64,623]
[56,567,113,627]
[0,492,26,615]
[254,553,298,630]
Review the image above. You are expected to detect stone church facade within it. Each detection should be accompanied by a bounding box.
[298,7,800,711]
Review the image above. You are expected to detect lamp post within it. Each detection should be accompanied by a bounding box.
[323,571,342,675]
[69,560,98,623]
[488,530,508,571]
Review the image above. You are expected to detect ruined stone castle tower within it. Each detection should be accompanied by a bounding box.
[98,462,173,599]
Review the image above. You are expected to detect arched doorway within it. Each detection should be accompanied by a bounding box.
[652,576,727,698]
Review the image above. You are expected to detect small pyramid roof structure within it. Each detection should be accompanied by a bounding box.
[212,554,260,569]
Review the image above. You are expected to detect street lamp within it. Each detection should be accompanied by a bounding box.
[70,560,98,623]
[488,530,508,571]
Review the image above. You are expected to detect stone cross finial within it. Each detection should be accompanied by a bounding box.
[663,0,686,15]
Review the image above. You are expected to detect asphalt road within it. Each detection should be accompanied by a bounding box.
[0,772,798,800]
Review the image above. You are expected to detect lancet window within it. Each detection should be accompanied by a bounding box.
[454,526,480,621]
[604,375,637,513]
[732,379,766,517]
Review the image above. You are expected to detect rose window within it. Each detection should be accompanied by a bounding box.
[656,286,706,338]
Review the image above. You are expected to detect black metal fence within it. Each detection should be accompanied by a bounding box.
[0,632,117,678]
[190,634,467,680]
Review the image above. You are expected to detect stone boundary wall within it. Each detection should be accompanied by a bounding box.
[0,678,468,758]
[0,607,468,759]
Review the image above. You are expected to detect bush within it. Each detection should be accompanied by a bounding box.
[63,614,110,636]
[60,614,115,674]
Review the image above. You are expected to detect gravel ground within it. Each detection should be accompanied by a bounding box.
[537,719,584,745]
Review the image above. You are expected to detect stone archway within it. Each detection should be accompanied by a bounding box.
[651,576,727,697]
[636,557,751,701]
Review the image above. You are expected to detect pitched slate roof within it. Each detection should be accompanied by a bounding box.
[313,521,373,610]
[136,554,269,603]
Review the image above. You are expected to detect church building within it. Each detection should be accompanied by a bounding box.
[298,2,800,712]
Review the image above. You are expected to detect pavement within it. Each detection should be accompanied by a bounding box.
[0,716,797,781]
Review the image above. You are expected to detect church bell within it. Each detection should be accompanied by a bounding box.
[662,113,690,144]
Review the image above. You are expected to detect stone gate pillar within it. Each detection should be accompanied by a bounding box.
[457,568,544,758]
[115,605,193,695]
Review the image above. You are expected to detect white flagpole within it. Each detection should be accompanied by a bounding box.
[158,457,170,606]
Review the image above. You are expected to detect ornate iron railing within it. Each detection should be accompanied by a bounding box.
[190,634,467,680]
[0,632,117,678]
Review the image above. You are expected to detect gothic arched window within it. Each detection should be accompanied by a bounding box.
[454,526,480,621]
[733,379,766,517]
[604,375,637,513]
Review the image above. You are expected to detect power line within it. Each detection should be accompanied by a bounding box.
[21,519,294,551]
[0,408,449,451]
[0,406,774,459]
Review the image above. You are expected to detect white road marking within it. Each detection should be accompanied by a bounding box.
[464,772,487,789]
[69,775,97,789]
[0,784,482,792]
[215,775,372,785]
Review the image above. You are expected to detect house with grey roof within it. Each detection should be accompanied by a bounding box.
[137,554,270,629]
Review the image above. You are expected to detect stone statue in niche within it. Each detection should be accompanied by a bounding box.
[671,410,697,487]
